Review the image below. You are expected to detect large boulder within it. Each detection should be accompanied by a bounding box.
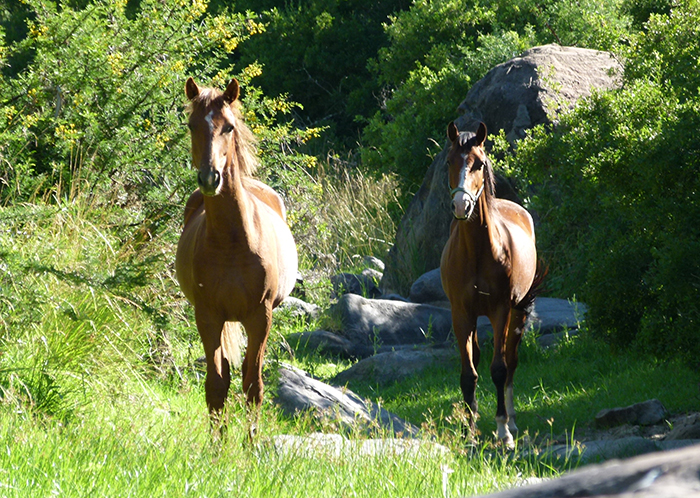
[381,44,622,295]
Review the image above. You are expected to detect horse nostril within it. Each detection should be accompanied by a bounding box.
[214,171,220,185]
[197,171,204,187]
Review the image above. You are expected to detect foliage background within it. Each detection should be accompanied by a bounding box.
[504,0,700,363]
[0,0,699,495]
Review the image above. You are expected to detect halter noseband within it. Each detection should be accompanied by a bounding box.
[449,183,485,205]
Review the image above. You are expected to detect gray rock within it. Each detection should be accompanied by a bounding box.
[331,293,453,347]
[458,45,622,145]
[361,256,385,272]
[595,399,668,429]
[536,329,579,349]
[665,414,700,441]
[271,433,449,458]
[381,293,411,303]
[529,297,587,334]
[658,439,700,451]
[273,364,419,438]
[331,346,458,387]
[287,329,362,358]
[381,45,622,295]
[331,272,381,298]
[476,442,700,497]
[276,296,321,322]
[409,268,446,304]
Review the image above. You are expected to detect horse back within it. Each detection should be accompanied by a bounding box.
[248,190,298,306]
[492,198,537,302]
[244,177,287,221]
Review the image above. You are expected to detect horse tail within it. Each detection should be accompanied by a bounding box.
[515,261,549,318]
[221,321,246,370]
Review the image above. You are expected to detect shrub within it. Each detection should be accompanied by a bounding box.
[0,0,318,210]
[507,0,700,363]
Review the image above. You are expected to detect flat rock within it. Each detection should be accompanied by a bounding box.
[477,442,700,497]
[331,346,458,387]
[665,413,700,441]
[595,399,668,429]
[273,363,419,438]
[331,293,453,347]
[271,433,449,459]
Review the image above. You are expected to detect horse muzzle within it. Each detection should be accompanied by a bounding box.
[197,169,221,196]
[452,195,476,220]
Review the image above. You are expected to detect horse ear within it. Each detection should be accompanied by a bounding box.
[185,77,199,101]
[476,122,487,146]
[223,79,240,104]
[447,121,459,143]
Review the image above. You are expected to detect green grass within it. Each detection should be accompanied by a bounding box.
[1,191,699,497]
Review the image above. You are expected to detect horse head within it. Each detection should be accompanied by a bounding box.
[185,77,241,196]
[446,121,489,220]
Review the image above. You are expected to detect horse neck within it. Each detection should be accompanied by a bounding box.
[457,193,500,260]
[203,157,254,243]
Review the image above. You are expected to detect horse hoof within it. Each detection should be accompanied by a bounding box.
[500,434,515,450]
[248,423,258,440]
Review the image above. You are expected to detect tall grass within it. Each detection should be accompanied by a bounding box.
[2,169,698,497]
[0,192,554,497]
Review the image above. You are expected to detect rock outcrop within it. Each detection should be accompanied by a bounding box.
[381,44,622,295]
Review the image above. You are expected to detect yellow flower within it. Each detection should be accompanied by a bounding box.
[243,63,263,80]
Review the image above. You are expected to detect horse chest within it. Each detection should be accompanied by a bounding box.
[192,242,272,310]
[442,230,511,309]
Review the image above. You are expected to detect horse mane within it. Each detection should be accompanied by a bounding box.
[185,86,259,178]
[457,131,496,209]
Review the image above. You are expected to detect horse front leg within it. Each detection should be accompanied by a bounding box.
[195,309,230,432]
[240,305,272,437]
[452,308,479,438]
[490,307,515,448]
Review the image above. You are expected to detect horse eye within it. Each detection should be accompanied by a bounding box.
[222,123,234,134]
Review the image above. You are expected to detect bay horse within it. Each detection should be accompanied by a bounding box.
[441,121,540,447]
[176,77,298,428]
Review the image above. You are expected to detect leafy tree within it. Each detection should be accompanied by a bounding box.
[222,0,412,146]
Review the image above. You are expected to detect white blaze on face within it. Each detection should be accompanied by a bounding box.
[451,154,470,219]
[205,109,215,133]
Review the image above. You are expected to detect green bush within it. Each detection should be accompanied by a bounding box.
[223,0,412,146]
[0,0,317,209]
[508,0,700,363]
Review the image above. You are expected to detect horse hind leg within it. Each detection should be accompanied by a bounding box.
[490,308,516,447]
[504,308,526,437]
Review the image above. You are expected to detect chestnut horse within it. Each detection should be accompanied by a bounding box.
[441,121,540,447]
[176,78,298,426]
